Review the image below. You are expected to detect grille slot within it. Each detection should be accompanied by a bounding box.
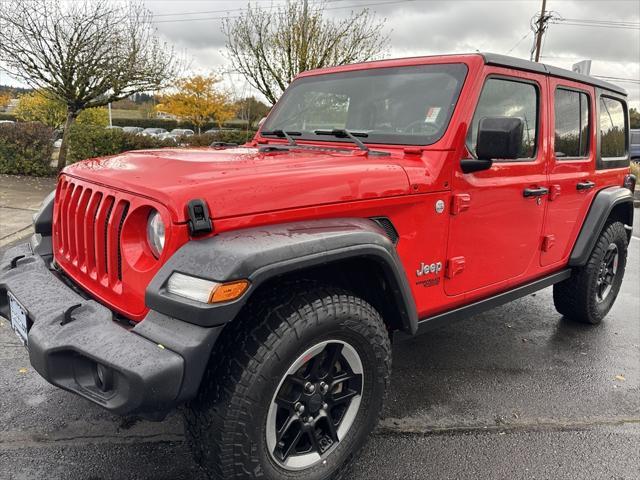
[116,203,129,280]
[102,199,115,275]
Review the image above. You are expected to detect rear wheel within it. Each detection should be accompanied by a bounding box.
[553,220,628,324]
[184,284,391,480]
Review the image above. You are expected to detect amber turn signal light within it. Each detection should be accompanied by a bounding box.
[209,280,250,303]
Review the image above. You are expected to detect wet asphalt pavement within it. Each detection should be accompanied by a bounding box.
[0,220,638,480]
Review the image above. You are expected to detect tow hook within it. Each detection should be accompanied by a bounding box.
[60,303,83,326]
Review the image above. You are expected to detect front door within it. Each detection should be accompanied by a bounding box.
[445,70,549,296]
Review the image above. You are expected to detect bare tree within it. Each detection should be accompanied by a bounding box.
[0,0,179,170]
[223,1,389,105]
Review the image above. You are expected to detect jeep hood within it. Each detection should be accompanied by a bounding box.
[63,147,411,222]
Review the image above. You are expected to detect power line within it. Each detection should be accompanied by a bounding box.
[152,1,301,18]
[151,0,419,24]
[506,30,531,55]
[559,17,640,27]
[551,21,640,30]
[593,75,640,84]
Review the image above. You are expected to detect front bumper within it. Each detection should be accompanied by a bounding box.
[0,240,223,417]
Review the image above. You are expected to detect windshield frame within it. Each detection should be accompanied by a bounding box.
[260,62,469,147]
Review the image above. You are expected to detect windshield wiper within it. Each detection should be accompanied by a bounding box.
[314,129,368,151]
[261,129,301,146]
[314,129,389,156]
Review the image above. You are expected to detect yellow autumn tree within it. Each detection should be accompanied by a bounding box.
[15,91,108,128]
[0,91,12,111]
[157,75,235,133]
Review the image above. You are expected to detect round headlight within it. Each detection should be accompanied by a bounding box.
[147,210,165,258]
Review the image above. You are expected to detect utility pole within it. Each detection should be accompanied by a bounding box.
[300,0,309,72]
[532,0,548,62]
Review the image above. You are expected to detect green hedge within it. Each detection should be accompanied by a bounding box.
[0,122,54,176]
[111,117,250,131]
[183,130,257,147]
[67,125,175,163]
[1,114,251,131]
[67,125,257,163]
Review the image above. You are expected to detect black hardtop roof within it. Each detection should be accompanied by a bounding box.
[481,53,627,96]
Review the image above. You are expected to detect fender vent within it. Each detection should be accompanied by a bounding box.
[370,217,399,245]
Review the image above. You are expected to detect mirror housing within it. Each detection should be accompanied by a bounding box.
[475,116,524,160]
[460,158,493,174]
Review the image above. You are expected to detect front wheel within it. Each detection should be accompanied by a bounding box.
[184,285,391,480]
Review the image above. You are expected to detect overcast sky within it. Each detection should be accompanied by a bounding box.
[1,0,638,108]
[145,0,640,108]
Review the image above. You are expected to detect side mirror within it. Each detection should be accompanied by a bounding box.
[476,116,524,160]
[461,117,524,174]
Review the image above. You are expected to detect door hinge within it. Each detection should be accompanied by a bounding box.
[549,184,561,201]
[450,194,471,215]
[542,234,555,252]
[446,256,466,279]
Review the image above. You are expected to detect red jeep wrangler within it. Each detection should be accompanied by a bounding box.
[1,53,636,480]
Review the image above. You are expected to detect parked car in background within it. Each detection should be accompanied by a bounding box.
[0,120,15,124]
[204,127,220,135]
[158,128,196,144]
[141,127,168,138]
[106,125,123,131]
[630,128,640,162]
[169,128,194,137]
[123,126,144,135]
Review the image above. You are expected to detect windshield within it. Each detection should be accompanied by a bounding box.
[262,63,467,146]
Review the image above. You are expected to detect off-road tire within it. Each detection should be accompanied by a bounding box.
[183,283,391,480]
[553,220,628,324]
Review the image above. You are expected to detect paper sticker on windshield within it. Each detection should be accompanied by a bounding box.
[425,107,441,123]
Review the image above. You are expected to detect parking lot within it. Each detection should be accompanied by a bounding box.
[0,220,638,480]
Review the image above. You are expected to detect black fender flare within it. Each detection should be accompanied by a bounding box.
[569,186,634,267]
[146,218,418,334]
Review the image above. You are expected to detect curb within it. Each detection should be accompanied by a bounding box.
[0,225,32,248]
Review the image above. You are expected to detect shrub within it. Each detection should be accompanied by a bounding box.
[64,124,258,164]
[110,117,249,131]
[0,113,17,121]
[0,122,54,176]
[66,124,175,163]
[112,117,179,130]
[183,130,257,147]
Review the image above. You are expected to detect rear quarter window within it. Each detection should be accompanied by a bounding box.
[599,96,626,159]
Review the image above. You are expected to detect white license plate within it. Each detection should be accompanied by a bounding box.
[8,292,29,346]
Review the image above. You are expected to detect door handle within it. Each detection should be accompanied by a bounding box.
[576,181,595,191]
[523,187,549,198]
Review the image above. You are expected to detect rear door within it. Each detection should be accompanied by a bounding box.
[445,69,549,296]
[541,79,596,266]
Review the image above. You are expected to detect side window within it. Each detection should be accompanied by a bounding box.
[599,97,627,159]
[467,78,538,159]
[554,88,590,158]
